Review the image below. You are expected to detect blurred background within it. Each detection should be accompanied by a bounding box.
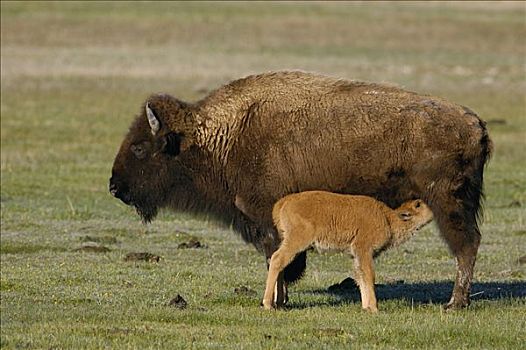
[1,1,524,221]
[1,2,525,348]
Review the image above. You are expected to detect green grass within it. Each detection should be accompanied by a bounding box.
[1,2,525,349]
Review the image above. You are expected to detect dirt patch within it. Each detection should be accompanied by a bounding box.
[122,280,134,288]
[517,256,526,265]
[314,328,349,338]
[506,200,522,208]
[79,235,119,244]
[74,243,110,253]
[168,294,187,309]
[124,252,161,262]
[178,238,206,249]
[234,285,257,296]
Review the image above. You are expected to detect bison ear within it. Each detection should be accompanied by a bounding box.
[163,132,185,156]
[398,212,412,221]
[146,103,161,135]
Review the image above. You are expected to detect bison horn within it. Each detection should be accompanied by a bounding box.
[146,103,160,135]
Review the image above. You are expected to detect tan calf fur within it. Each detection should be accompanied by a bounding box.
[263,191,433,312]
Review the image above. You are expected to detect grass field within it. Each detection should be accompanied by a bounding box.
[1,2,525,349]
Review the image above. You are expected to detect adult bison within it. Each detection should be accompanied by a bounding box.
[110,71,492,309]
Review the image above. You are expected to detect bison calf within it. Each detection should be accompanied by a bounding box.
[263,191,433,312]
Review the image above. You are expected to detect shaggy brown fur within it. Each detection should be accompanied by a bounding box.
[263,191,433,312]
[110,71,492,309]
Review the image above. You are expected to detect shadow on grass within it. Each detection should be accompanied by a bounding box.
[290,280,526,309]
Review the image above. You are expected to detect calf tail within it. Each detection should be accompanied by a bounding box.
[271,197,286,233]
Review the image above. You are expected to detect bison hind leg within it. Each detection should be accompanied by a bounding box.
[428,173,485,309]
[284,250,307,284]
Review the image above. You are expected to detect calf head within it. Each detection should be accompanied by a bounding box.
[110,94,196,222]
[396,199,434,230]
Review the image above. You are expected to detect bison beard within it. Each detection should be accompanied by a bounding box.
[110,71,492,310]
[135,202,158,224]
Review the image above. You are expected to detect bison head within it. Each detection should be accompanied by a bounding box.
[109,94,196,222]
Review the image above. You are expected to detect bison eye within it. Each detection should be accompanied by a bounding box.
[131,143,148,159]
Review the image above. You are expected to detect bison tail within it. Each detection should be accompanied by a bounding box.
[476,119,493,223]
[465,118,493,225]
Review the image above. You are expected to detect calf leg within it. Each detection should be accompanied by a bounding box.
[280,251,307,305]
[262,234,288,306]
[262,244,299,309]
[353,249,378,313]
[275,271,286,307]
[262,231,311,310]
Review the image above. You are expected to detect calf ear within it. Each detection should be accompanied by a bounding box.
[146,103,161,135]
[398,212,412,221]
